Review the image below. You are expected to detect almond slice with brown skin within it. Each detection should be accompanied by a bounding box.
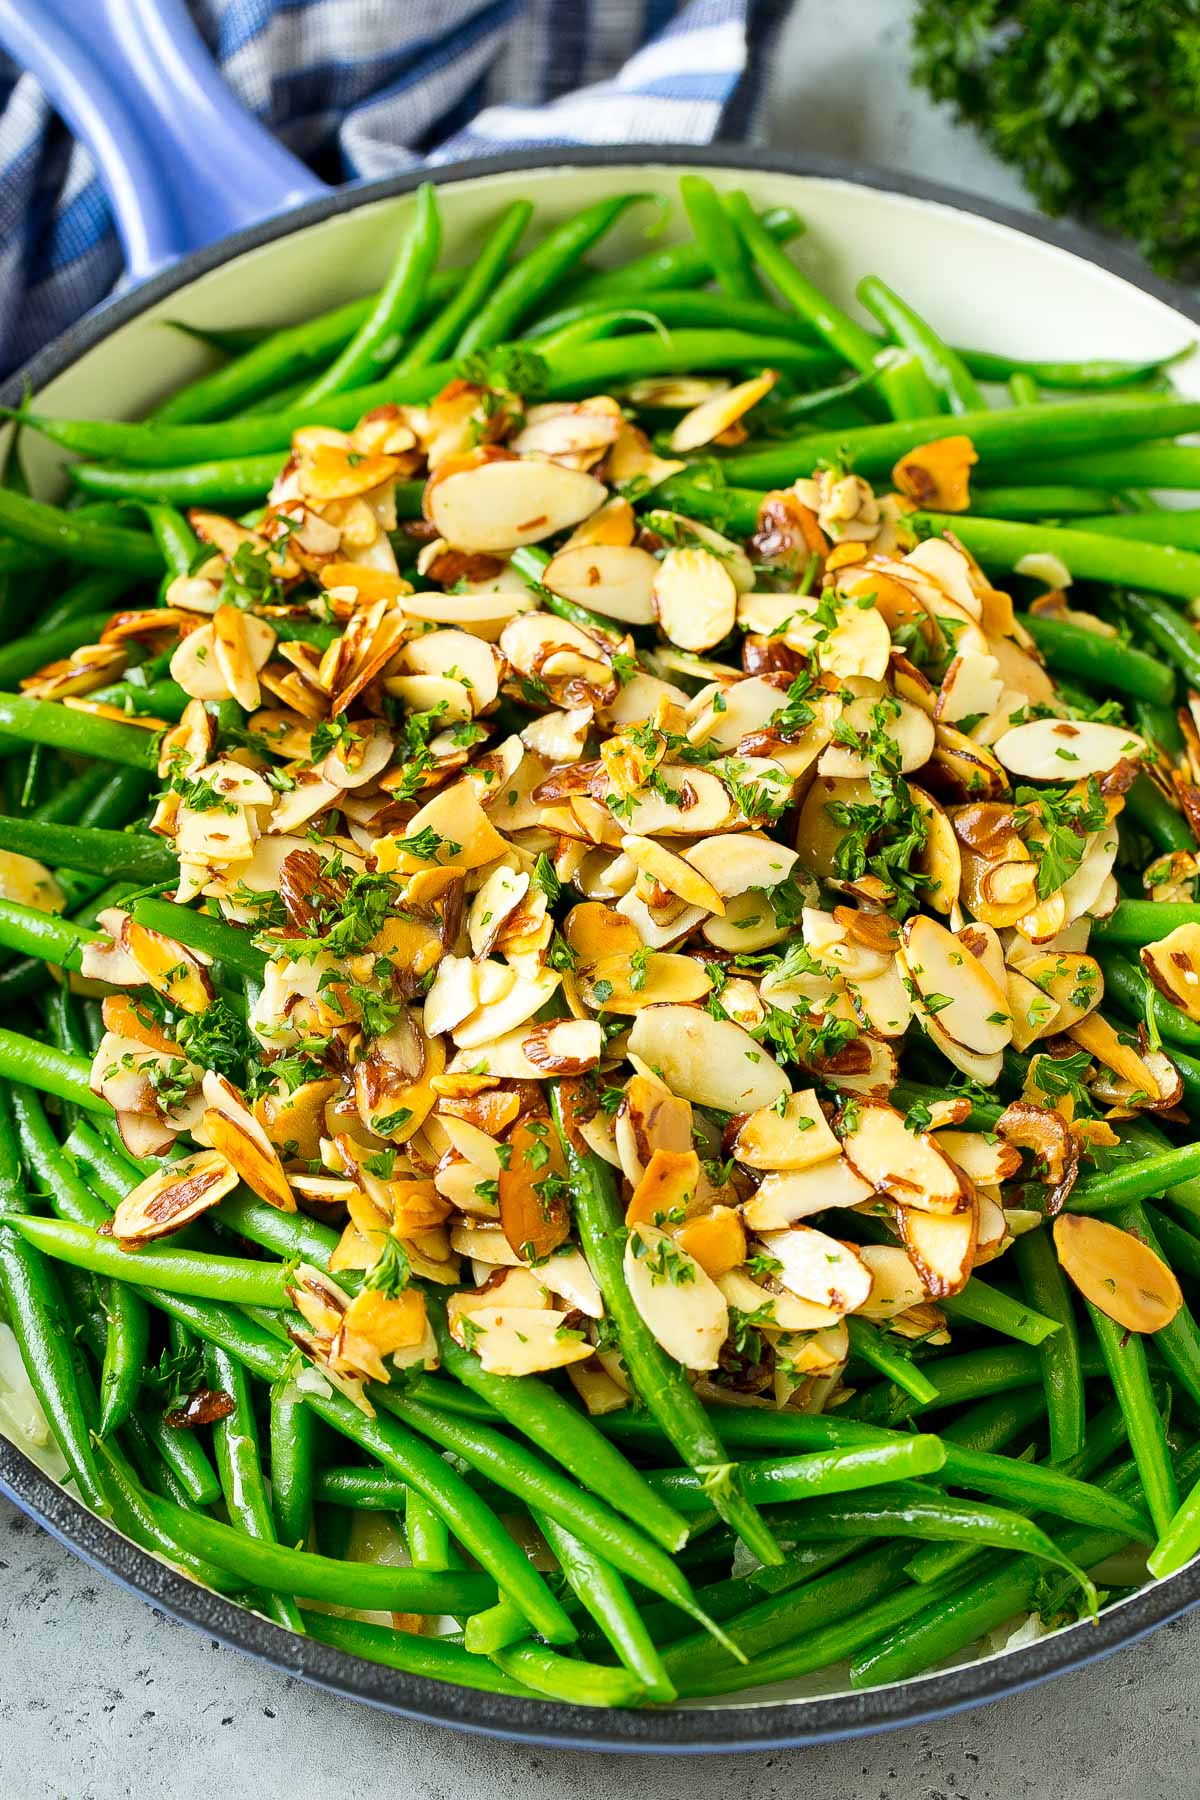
[578,950,710,1013]
[1053,1213,1182,1333]
[668,371,776,454]
[854,1243,927,1320]
[896,1197,979,1298]
[759,1224,871,1312]
[427,454,607,552]
[733,1091,840,1172]
[993,718,1145,781]
[652,548,737,652]
[112,1149,238,1244]
[1142,922,1200,1023]
[542,543,659,626]
[741,1156,875,1229]
[900,912,1012,1054]
[627,1004,790,1114]
[839,1098,965,1215]
[624,1223,729,1370]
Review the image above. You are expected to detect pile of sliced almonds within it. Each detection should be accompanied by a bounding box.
[32,378,1191,1412]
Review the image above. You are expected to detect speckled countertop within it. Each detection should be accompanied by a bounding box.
[3,3,1199,1793]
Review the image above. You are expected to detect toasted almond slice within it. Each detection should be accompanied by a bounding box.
[900,912,1012,1054]
[816,601,891,684]
[733,1091,840,1172]
[617,765,738,836]
[993,718,1145,781]
[854,1244,926,1320]
[625,1148,702,1228]
[934,1129,1023,1187]
[652,548,737,652]
[615,1073,694,1186]
[1143,923,1200,1023]
[0,849,65,915]
[676,1206,746,1280]
[454,969,560,1048]
[563,900,643,967]
[645,513,756,594]
[497,1118,570,1262]
[578,950,710,1014]
[123,920,214,1015]
[1067,1012,1162,1104]
[716,1266,841,1332]
[621,834,725,915]
[111,1149,237,1243]
[1006,966,1061,1052]
[742,1157,875,1229]
[897,1199,978,1297]
[669,371,776,453]
[374,781,509,875]
[453,1305,593,1377]
[839,1098,964,1215]
[684,832,800,900]
[624,1224,729,1370]
[924,1014,1005,1087]
[447,1018,603,1079]
[1053,1213,1182,1333]
[542,543,658,626]
[427,456,607,552]
[760,1225,871,1312]
[892,435,978,511]
[205,1109,296,1212]
[817,690,935,779]
[213,604,274,712]
[628,1005,790,1113]
[1018,952,1103,1033]
[935,647,1004,724]
[908,785,961,916]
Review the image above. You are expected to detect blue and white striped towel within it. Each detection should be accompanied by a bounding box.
[0,0,787,377]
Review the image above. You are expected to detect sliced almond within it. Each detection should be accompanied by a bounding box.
[839,1098,965,1215]
[112,1150,238,1244]
[627,1005,789,1113]
[897,1198,978,1297]
[1053,1214,1182,1333]
[624,1223,729,1370]
[900,912,1011,1054]
[741,1157,875,1229]
[1142,923,1200,1024]
[652,548,737,653]
[993,719,1145,781]
[669,371,776,453]
[498,1117,570,1262]
[427,453,607,552]
[542,543,658,626]
[854,1243,926,1320]
[759,1225,871,1312]
[733,1091,840,1172]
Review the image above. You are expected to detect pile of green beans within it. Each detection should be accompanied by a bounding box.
[5,169,1200,1718]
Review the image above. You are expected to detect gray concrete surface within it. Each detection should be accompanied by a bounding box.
[4,2,1200,1793]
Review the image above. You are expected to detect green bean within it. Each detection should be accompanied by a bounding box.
[1008,371,1041,406]
[850,1517,1130,1689]
[970,485,1115,518]
[0,692,159,769]
[1111,1202,1200,1413]
[7,1216,290,1307]
[0,815,175,884]
[679,175,761,301]
[374,1385,732,1645]
[157,297,372,422]
[1012,1228,1085,1462]
[304,1610,539,1696]
[490,1640,643,1708]
[527,290,816,344]
[1122,589,1200,688]
[858,275,983,413]
[204,1343,304,1631]
[0,487,162,577]
[11,1083,149,1438]
[873,347,943,421]
[38,572,136,638]
[725,396,1200,487]
[130,500,201,578]
[137,1396,221,1508]
[962,346,1194,389]
[0,615,121,691]
[550,1083,781,1568]
[458,195,659,356]
[723,189,876,373]
[1095,901,1200,946]
[269,1387,317,1551]
[1148,1466,1200,1577]
[403,1487,456,1571]
[542,329,839,399]
[536,1511,675,1703]
[647,1435,947,1513]
[215,1187,343,1268]
[398,200,532,370]
[1077,510,1200,550]
[940,1277,1060,1345]
[766,1486,1095,1603]
[906,1395,1130,1588]
[129,896,267,981]
[141,1289,575,1644]
[463,1598,527,1654]
[1149,1205,1200,1282]
[300,184,441,402]
[1083,1302,1176,1537]
[70,452,297,508]
[0,901,94,972]
[1012,443,1200,489]
[94,1437,238,1591]
[554,205,802,311]
[1096,950,1200,1051]
[315,1467,411,1512]
[1123,774,1194,854]
[845,1316,939,1403]
[429,1295,688,1554]
[916,514,1200,604]
[1023,614,1175,706]
[0,1090,108,1511]
[0,1031,103,1109]
[1071,1131,1200,1213]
